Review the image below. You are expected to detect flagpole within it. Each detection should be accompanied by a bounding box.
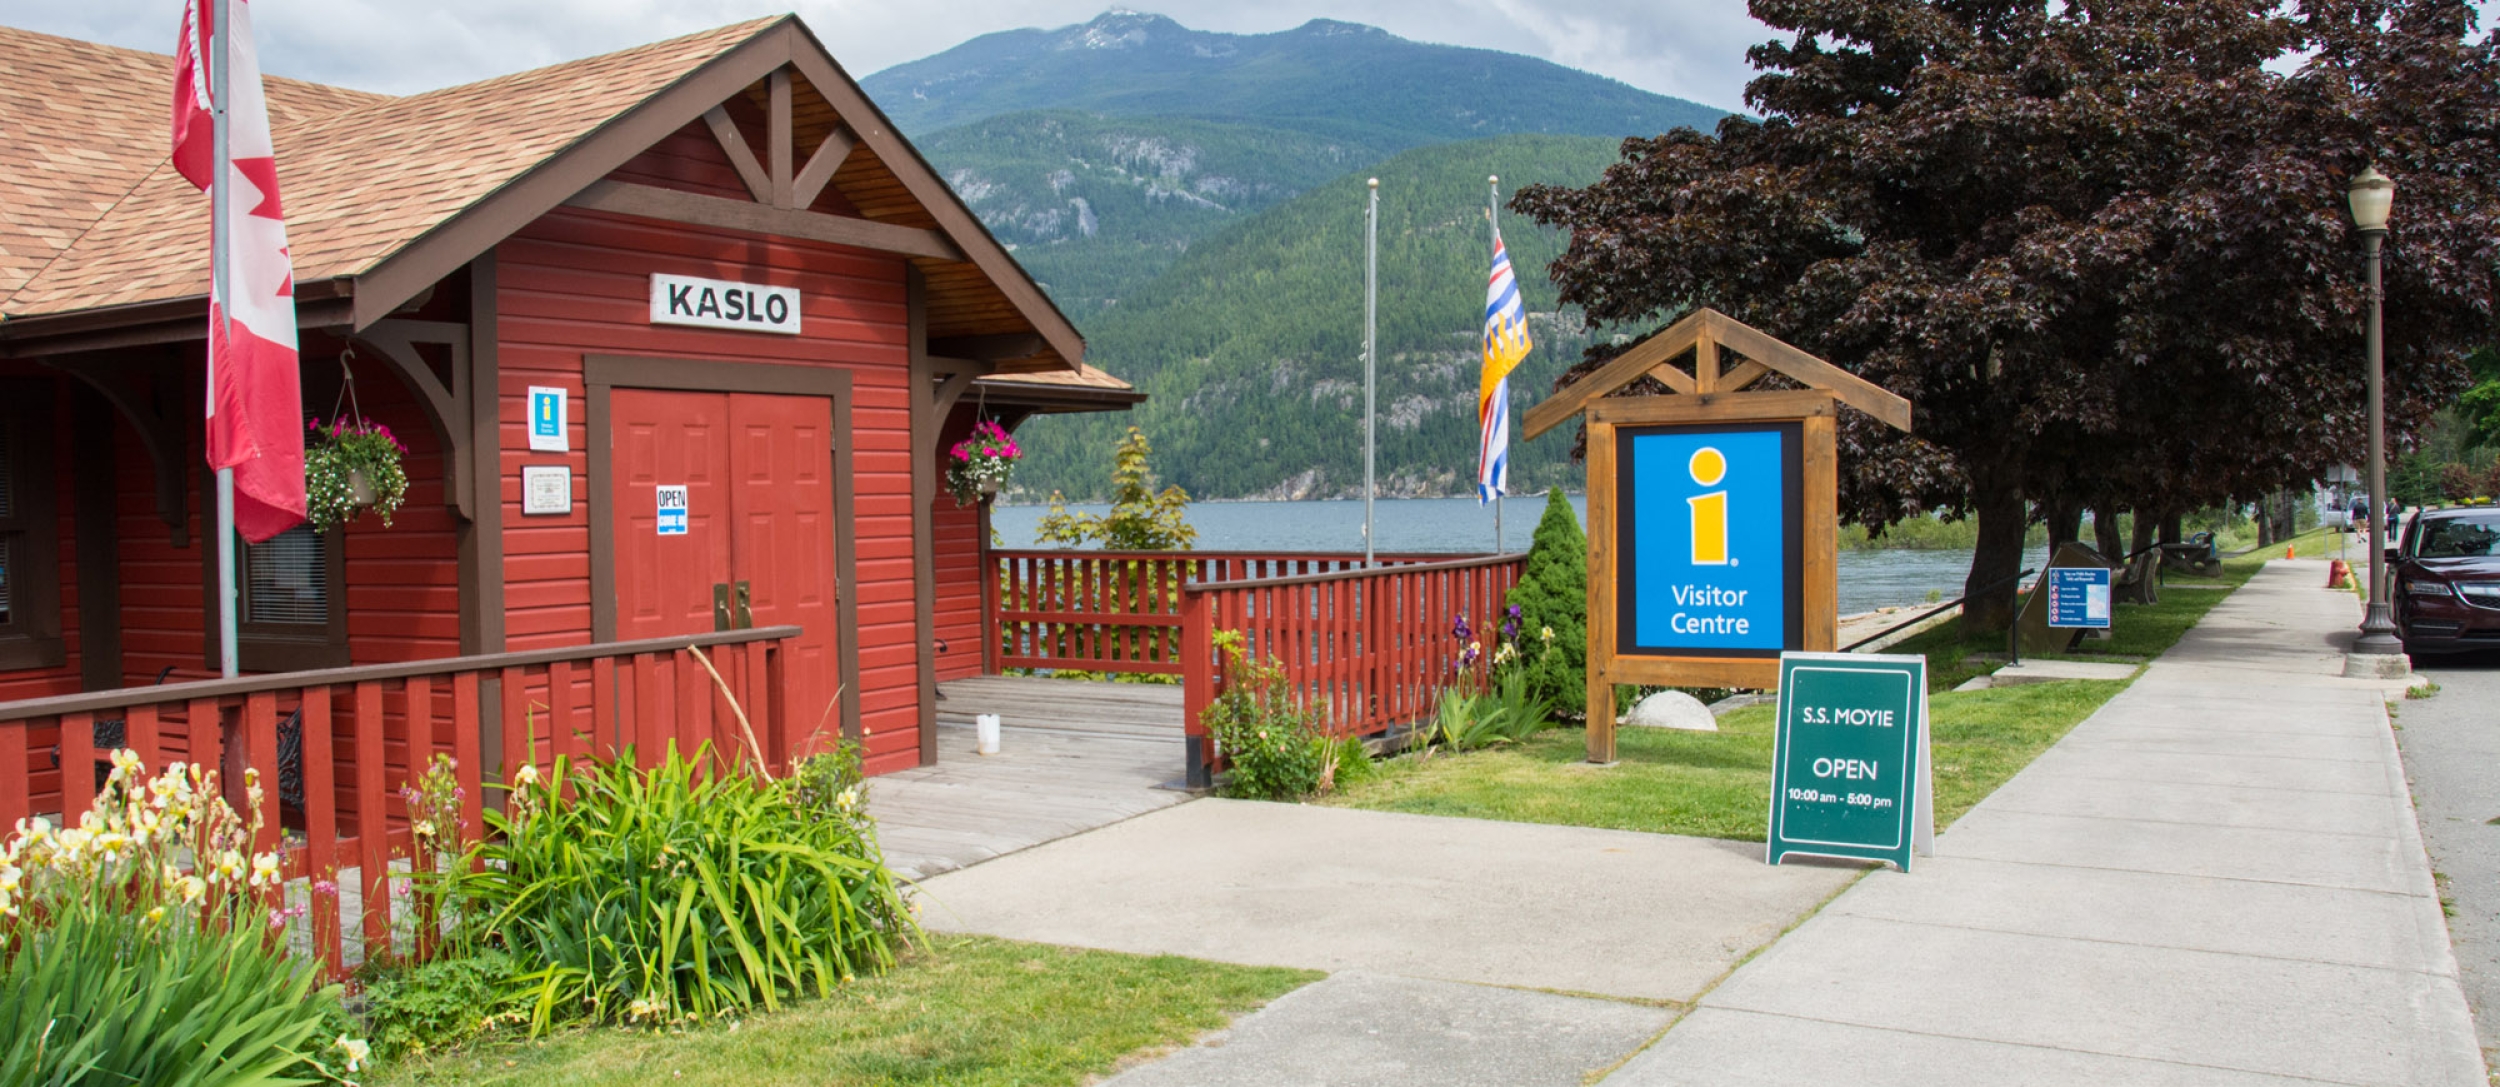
[1364,177,1378,565]
[212,0,239,679]
[1489,174,1504,554]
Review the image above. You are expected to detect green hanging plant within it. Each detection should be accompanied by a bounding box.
[305,416,408,532]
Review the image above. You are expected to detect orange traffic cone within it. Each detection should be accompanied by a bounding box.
[2287,543,2296,559]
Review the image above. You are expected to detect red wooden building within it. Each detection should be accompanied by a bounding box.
[0,16,1140,784]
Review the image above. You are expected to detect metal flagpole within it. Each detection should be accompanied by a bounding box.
[212,0,239,678]
[1364,178,1378,565]
[1489,174,1503,554]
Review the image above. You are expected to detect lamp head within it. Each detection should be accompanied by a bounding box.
[2349,166,2394,232]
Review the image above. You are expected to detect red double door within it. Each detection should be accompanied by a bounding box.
[609,389,839,749]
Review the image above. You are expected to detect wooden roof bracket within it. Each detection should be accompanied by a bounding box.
[1520,307,1913,439]
[349,318,473,520]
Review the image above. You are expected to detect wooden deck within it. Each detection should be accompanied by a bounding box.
[868,675,1190,882]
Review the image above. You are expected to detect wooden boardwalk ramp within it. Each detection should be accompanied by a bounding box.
[868,675,1190,882]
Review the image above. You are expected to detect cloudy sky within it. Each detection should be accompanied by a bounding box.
[0,0,1773,113]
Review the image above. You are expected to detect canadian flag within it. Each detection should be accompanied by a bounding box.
[174,0,305,542]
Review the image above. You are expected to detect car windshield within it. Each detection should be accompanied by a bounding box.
[2415,513,2500,558]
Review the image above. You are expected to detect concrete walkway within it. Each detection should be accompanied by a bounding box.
[1611,561,2486,1086]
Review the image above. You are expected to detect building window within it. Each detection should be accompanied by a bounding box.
[232,524,349,672]
[0,386,65,670]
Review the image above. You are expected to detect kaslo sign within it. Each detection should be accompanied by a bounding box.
[1518,308,1916,766]
[650,273,802,335]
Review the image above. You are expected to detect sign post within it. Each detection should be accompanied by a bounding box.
[1768,652,1933,870]
[1519,309,1915,764]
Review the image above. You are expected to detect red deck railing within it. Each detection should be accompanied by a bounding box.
[1178,554,1525,787]
[0,626,798,976]
[987,550,1448,675]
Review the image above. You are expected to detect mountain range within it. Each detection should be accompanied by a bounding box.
[862,10,1735,500]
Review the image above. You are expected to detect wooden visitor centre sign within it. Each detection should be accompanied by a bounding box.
[1520,308,1916,763]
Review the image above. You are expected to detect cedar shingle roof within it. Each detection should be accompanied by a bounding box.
[0,18,774,316]
[0,24,386,303]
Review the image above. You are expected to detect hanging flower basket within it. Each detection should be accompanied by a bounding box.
[946,420,1021,506]
[306,417,408,532]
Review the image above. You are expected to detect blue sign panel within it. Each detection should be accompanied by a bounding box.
[2045,566,2112,629]
[1617,423,1801,656]
[527,385,568,453]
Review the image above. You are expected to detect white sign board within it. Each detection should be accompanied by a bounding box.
[649,273,802,335]
[655,484,689,536]
[520,465,572,515]
[527,386,569,453]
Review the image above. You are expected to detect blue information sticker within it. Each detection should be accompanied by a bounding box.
[1618,423,1800,655]
[2045,566,2112,629]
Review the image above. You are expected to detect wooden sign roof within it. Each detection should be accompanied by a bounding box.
[1521,308,1912,437]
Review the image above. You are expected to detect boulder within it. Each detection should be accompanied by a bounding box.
[1623,690,1717,732]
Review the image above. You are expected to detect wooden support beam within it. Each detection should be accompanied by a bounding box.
[1694,336,1721,392]
[1705,311,1913,432]
[704,105,772,205]
[1520,309,1706,440]
[566,180,965,261]
[1718,359,1770,392]
[767,69,793,208]
[1645,363,1696,395]
[790,125,854,211]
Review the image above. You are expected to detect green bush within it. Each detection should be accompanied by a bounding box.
[1508,489,1589,717]
[1204,633,1327,800]
[467,744,915,1033]
[1,756,360,1086]
[356,951,517,1061]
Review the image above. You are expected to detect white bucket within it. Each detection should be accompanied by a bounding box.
[975,713,1001,755]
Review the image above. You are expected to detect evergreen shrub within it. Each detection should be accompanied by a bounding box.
[1507,489,1588,718]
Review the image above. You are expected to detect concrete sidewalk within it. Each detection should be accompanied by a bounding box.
[1611,561,2486,1086]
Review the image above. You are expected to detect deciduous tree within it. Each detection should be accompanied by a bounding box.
[1516,0,2500,630]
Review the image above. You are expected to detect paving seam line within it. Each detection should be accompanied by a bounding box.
[896,796,1201,913]
[1889,852,2430,896]
[1812,910,2465,979]
[2368,694,2477,988]
[1991,770,2397,798]
[1689,1006,2381,1087]
[1964,805,2408,838]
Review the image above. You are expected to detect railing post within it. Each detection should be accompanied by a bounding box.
[1181,587,1215,790]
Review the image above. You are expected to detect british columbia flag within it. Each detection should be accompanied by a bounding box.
[1478,232,1531,503]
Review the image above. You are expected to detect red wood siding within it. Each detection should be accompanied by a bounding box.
[931,402,986,684]
[497,203,923,773]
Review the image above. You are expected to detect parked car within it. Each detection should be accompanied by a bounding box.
[2392,505,2500,654]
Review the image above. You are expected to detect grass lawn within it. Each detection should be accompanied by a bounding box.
[369,936,1318,1087]
[1325,529,2326,840]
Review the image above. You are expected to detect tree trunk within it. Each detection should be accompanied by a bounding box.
[2129,508,2157,555]
[2093,504,2125,559]
[2047,499,2081,551]
[2160,512,2183,545]
[2256,499,2278,547]
[1961,481,2030,634]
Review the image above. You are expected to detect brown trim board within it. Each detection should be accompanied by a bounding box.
[71,384,121,690]
[582,353,862,747]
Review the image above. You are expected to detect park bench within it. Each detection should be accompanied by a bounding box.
[2159,531,2223,578]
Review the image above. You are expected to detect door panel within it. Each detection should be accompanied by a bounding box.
[728,393,840,751]
[609,389,732,643]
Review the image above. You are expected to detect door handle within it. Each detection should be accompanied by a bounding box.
[713,583,732,632]
[734,581,753,630]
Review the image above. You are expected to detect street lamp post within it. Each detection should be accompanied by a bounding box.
[2345,165,2409,676]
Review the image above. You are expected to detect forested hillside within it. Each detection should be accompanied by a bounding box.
[1006,135,1624,502]
[915,112,1403,320]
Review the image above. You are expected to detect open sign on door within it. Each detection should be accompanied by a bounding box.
[656,485,689,535]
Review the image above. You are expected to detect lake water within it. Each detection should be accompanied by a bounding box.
[990,495,2047,616]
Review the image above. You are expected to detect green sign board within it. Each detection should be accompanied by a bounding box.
[1768,652,1933,871]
